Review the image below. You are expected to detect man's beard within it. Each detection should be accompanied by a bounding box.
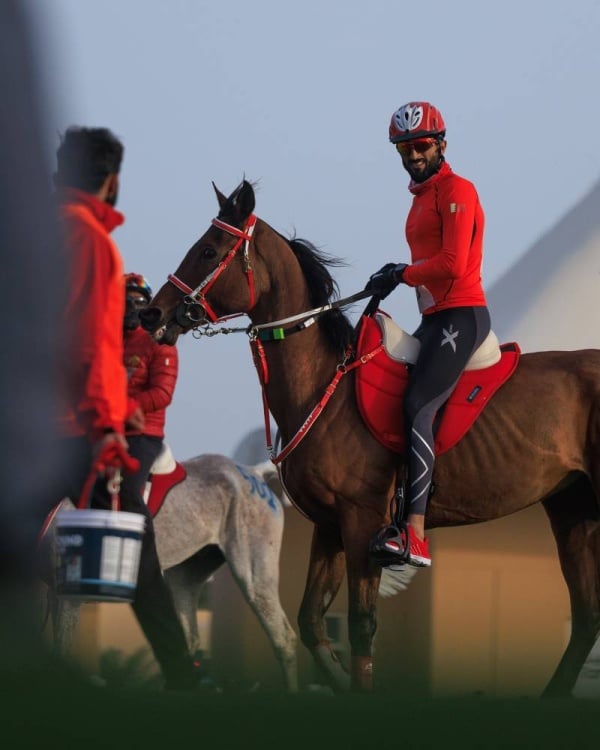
[404,151,444,184]
[123,309,140,330]
[106,186,119,207]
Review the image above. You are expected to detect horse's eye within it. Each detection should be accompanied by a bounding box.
[201,246,217,260]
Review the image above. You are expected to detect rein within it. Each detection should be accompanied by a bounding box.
[187,287,374,340]
[250,288,373,341]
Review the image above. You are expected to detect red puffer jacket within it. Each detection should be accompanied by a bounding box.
[124,326,178,438]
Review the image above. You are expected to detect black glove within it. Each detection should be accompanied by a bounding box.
[365,263,408,300]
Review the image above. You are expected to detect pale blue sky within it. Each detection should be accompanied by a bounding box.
[34,0,600,459]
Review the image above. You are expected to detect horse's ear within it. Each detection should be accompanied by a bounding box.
[228,179,256,225]
[238,180,256,217]
[212,182,227,209]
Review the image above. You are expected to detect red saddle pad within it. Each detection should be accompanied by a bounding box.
[146,462,187,517]
[355,315,520,456]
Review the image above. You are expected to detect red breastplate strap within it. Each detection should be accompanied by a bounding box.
[255,343,384,465]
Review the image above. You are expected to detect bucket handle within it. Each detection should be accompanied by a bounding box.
[77,465,122,512]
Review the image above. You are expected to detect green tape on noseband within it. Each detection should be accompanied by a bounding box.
[272,328,285,340]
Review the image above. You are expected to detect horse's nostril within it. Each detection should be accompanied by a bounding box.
[139,307,161,331]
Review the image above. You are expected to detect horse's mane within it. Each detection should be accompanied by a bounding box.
[286,237,355,357]
[217,182,355,356]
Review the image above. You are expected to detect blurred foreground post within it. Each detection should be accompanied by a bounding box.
[0,0,69,673]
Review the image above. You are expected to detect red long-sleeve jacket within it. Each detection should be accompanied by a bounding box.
[58,188,128,441]
[402,161,487,314]
[124,326,178,439]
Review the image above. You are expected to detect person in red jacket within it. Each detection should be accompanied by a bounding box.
[54,127,196,689]
[122,272,178,492]
[56,128,130,455]
[366,102,491,568]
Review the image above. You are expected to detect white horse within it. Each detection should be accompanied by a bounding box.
[46,453,298,691]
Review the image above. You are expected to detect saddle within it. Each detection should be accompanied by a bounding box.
[355,312,520,456]
[143,443,187,518]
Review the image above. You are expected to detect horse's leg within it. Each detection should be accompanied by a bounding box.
[164,565,203,655]
[340,518,382,692]
[164,546,225,655]
[44,580,81,658]
[226,543,298,693]
[542,476,600,697]
[297,524,350,692]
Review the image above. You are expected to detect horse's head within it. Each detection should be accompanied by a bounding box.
[140,179,257,344]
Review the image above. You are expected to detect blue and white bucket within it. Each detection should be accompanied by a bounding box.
[55,509,146,602]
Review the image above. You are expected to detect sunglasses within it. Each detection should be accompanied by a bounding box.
[395,138,438,156]
[127,295,148,308]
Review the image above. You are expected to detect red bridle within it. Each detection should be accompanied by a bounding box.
[168,214,257,324]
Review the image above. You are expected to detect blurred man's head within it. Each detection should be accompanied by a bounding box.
[54,126,123,204]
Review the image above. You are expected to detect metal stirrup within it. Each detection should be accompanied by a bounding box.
[369,483,410,568]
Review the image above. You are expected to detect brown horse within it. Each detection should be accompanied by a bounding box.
[141,179,600,697]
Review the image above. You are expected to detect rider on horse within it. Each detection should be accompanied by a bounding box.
[366,101,492,567]
[123,271,179,488]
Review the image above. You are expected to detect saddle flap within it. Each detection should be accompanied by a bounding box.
[355,313,520,456]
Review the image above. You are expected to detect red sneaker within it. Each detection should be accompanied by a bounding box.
[408,525,431,567]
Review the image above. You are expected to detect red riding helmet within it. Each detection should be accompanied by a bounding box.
[389,102,446,143]
[124,272,153,303]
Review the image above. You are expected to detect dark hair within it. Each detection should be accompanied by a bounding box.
[54,126,123,192]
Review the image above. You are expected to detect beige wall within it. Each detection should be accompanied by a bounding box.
[69,602,153,675]
[429,505,569,696]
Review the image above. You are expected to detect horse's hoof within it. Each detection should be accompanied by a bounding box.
[313,643,351,693]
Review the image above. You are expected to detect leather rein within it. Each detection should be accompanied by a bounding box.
[167,214,382,464]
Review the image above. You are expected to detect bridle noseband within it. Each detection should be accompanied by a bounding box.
[168,214,257,327]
